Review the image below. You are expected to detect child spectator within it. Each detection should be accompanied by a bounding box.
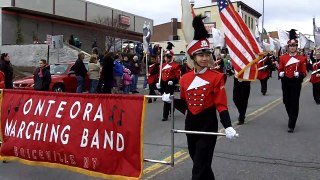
[122,68,133,94]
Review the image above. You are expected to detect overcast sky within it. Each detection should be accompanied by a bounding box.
[87,0,320,38]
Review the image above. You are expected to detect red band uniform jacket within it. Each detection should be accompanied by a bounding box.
[179,68,232,129]
[310,60,320,84]
[161,61,181,83]
[147,62,159,85]
[257,56,271,80]
[278,54,307,80]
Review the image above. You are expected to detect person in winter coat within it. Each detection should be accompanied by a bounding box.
[113,54,124,94]
[0,53,14,89]
[33,59,51,91]
[122,68,133,94]
[130,55,141,93]
[72,52,88,93]
[88,55,101,93]
[101,52,115,94]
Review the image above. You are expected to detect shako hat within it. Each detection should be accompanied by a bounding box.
[164,42,174,57]
[287,29,298,45]
[186,15,212,57]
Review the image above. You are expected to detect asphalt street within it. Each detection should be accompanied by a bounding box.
[1,73,319,180]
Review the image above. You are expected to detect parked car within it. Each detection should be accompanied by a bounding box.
[13,62,89,92]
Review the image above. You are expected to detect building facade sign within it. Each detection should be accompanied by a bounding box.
[119,15,130,26]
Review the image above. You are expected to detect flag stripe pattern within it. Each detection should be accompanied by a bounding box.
[217,0,262,81]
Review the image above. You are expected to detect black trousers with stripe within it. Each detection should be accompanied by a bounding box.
[281,78,302,129]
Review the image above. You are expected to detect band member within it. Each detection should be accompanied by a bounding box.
[162,15,237,180]
[147,55,160,103]
[309,48,320,104]
[278,29,307,133]
[181,59,193,76]
[269,54,278,77]
[233,77,251,125]
[257,54,272,95]
[157,42,181,121]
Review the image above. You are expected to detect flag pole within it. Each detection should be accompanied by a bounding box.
[158,48,164,84]
[313,17,316,48]
[261,0,265,50]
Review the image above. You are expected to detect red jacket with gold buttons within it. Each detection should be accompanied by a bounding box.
[278,54,307,79]
[180,68,228,115]
[161,61,181,81]
[310,61,320,84]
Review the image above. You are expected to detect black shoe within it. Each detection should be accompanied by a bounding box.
[132,90,139,93]
[148,99,152,103]
[162,118,168,121]
[237,121,244,125]
[262,92,266,96]
[154,98,157,102]
[287,128,294,133]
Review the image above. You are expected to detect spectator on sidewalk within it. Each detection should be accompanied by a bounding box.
[72,52,87,93]
[101,52,115,94]
[88,55,100,93]
[113,54,124,94]
[130,55,140,93]
[122,55,132,70]
[122,68,133,94]
[0,53,14,89]
[33,59,51,91]
[68,35,75,46]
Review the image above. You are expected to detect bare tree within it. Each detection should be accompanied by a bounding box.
[92,16,130,52]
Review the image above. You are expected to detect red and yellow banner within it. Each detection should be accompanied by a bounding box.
[0,90,146,179]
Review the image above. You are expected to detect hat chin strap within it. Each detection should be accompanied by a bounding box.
[193,60,207,72]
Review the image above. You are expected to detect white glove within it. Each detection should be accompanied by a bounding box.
[294,71,299,78]
[279,71,284,78]
[161,93,172,103]
[156,83,161,89]
[168,81,173,85]
[316,74,320,78]
[225,127,237,140]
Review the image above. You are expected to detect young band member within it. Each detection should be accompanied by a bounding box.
[157,42,181,121]
[309,48,320,104]
[163,15,237,180]
[278,29,307,133]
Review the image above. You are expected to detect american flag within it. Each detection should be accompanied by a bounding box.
[217,0,262,81]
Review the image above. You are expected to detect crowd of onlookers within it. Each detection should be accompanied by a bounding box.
[71,48,143,94]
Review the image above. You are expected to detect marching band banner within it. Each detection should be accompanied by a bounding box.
[0,90,146,179]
